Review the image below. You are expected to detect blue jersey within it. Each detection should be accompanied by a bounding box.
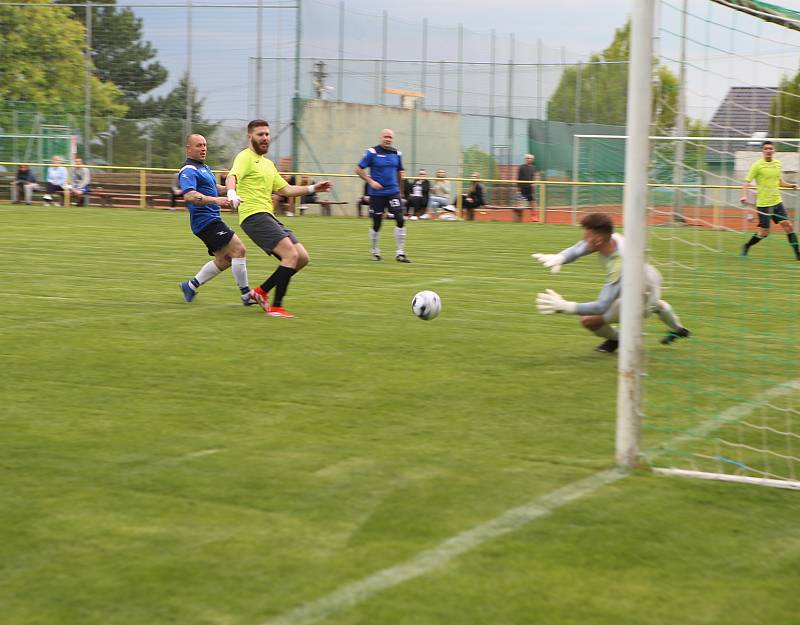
[358,145,404,196]
[178,159,222,234]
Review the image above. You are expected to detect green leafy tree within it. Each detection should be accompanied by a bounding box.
[770,72,800,137]
[0,3,126,130]
[547,21,678,133]
[462,145,497,181]
[58,0,167,116]
[106,75,219,168]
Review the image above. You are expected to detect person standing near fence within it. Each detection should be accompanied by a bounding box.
[178,133,255,307]
[739,141,800,260]
[355,128,411,262]
[225,119,332,318]
[516,153,536,222]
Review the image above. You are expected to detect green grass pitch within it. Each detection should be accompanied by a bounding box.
[2,204,799,625]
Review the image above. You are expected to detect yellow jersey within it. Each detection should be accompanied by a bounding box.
[746,158,783,207]
[228,148,289,222]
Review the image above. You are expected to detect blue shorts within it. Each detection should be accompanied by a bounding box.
[196,219,235,255]
[368,194,402,216]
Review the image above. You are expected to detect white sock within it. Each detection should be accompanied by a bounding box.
[369,228,380,253]
[656,300,682,331]
[231,257,249,290]
[194,260,222,288]
[394,226,406,256]
[593,324,619,340]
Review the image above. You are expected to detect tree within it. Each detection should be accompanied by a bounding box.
[547,21,678,133]
[58,0,167,116]
[462,145,498,181]
[107,75,219,168]
[770,72,800,137]
[0,3,126,125]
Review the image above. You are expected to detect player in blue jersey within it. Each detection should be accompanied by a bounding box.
[178,134,254,305]
[355,129,411,262]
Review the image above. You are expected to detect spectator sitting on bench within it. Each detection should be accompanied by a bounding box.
[428,168,453,215]
[300,177,334,215]
[69,156,91,206]
[43,155,67,206]
[170,171,185,210]
[404,168,430,220]
[272,170,296,216]
[10,164,38,205]
[357,181,369,217]
[461,172,486,221]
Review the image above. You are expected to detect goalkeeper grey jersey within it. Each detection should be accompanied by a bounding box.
[560,233,660,316]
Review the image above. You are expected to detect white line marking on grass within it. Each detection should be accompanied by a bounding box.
[260,468,626,625]
[261,379,800,625]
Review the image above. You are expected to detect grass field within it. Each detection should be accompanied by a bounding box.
[2,204,799,625]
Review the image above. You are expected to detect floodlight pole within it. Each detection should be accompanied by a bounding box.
[671,0,688,223]
[291,0,302,171]
[84,1,92,162]
[616,0,655,470]
[255,0,263,117]
[185,0,193,137]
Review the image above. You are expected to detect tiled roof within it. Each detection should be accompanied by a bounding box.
[709,86,776,137]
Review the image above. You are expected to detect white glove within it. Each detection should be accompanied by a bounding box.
[227,189,241,210]
[536,289,577,315]
[532,252,566,274]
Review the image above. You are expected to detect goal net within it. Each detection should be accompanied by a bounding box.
[617,0,800,490]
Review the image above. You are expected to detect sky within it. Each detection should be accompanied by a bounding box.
[125,0,800,140]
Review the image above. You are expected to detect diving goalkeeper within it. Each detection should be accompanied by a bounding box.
[532,212,690,353]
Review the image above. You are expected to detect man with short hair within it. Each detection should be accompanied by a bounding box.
[177,133,255,307]
[225,119,332,318]
[10,164,37,205]
[69,156,91,205]
[739,141,799,259]
[43,155,67,206]
[533,212,690,353]
[355,129,411,262]
[516,153,536,222]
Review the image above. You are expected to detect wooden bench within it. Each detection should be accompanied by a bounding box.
[299,200,349,216]
[474,205,539,223]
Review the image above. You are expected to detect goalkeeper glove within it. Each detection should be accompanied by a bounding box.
[227,189,241,210]
[532,252,566,274]
[536,289,577,314]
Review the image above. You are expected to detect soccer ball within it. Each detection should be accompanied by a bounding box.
[411,290,441,320]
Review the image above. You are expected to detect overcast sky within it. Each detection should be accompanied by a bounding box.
[129,0,800,127]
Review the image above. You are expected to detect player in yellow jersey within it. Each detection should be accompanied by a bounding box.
[225,119,332,318]
[740,141,799,259]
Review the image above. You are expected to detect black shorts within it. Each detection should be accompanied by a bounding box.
[369,194,402,216]
[519,185,533,201]
[757,203,788,229]
[196,219,235,255]
[241,211,298,255]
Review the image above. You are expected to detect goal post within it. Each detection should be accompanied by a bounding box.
[616,0,655,470]
[615,0,800,489]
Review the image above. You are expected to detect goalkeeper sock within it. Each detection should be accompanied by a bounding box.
[744,233,763,250]
[788,232,800,258]
[656,300,682,332]
[593,324,619,340]
[192,260,222,288]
